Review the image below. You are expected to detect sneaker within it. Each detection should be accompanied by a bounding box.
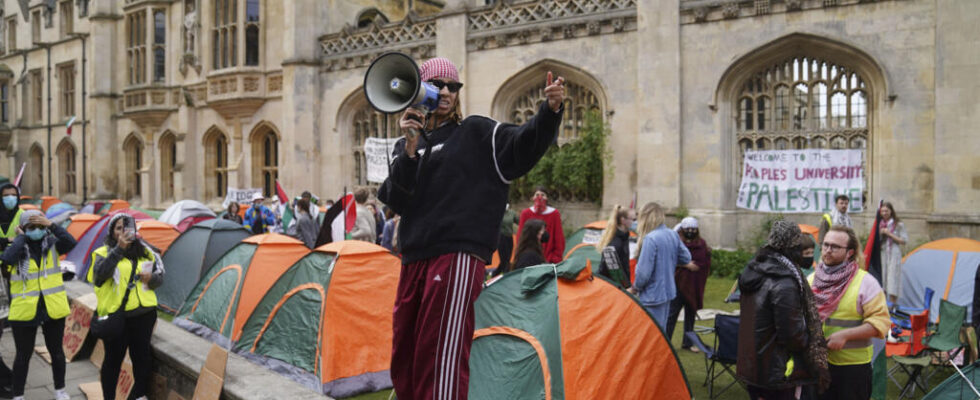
[55,388,70,400]
[11,396,23,400]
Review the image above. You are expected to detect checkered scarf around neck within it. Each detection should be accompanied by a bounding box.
[771,251,831,392]
[812,260,859,321]
[829,208,852,228]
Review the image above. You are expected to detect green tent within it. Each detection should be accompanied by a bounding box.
[922,361,980,400]
[470,257,691,399]
[157,219,250,313]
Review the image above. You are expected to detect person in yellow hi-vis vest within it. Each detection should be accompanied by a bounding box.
[0,183,25,397]
[87,213,165,400]
[0,209,77,400]
[809,225,890,400]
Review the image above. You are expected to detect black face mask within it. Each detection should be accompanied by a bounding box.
[683,230,698,240]
[801,256,814,268]
[540,231,549,244]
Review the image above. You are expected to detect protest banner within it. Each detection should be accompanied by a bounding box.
[364,137,401,183]
[736,149,864,213]
[192,344,229,400]
[222,187,262,208]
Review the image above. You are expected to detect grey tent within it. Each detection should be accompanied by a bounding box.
[158,219,250,313]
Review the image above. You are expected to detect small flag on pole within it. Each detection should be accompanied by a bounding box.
[66,116,76,136]
[274,180,288,205]
[13,163,25,187]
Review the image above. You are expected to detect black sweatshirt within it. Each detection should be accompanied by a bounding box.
[379,101,563,264]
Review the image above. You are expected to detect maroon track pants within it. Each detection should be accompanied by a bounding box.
[391,252,485,400]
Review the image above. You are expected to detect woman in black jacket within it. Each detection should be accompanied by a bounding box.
[511,219,548,271]
[736,220,829,399]
[596,205,634,288]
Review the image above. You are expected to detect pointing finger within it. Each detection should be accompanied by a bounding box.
[547,71,553,87]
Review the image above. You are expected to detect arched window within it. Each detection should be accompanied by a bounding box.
[123,134,144,200]
[250,123,278,197]
[204,128,227,200]
[349,104,398,186]
[493,61,606,145]
[27,144,43,196]
[356,8,388,28]
[735,56,869,186]
[159,132,176,201]
[56,139,76,195]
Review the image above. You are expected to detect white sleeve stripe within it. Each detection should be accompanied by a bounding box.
[491,121,512,184]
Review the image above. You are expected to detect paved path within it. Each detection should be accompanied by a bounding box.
[0,327,99,400]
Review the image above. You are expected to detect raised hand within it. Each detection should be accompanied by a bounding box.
[545,71,566,112]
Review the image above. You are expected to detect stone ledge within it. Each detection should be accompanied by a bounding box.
[64,281,330,400]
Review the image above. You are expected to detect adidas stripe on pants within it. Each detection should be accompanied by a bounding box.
[391,252,485,400]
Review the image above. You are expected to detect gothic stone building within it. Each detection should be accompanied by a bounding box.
[0,0,976,248]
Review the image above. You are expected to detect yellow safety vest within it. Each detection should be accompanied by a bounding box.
[809,269,873,365]
[0,208,23,239]
[87,245,159,317]
[7,247,70,322]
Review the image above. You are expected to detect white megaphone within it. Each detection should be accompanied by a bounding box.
[363,52,441,139]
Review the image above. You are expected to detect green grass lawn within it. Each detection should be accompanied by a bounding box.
[341,275,960,399]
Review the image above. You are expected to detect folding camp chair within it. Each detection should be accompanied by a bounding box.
[890,312,932,399]
[892,287,935,330]
[924,299,968,364]
[685,314,742,399]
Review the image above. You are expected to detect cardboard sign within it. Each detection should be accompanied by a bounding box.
[34,346,52,363]
[192,344,228,400]
[363,137,401,183]
[222,187,262,209]
[63,295,96,361]
[79,382,103,400]
[736,149,865,213]
[80,352,133,400]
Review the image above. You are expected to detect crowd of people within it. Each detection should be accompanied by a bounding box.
[0,51,919,400]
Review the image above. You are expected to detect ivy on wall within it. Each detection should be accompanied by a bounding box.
[510,110,611,204]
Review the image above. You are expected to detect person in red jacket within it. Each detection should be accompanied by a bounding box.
[518,187,565,263]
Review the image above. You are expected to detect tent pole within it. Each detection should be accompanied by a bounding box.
[948,359,980,398]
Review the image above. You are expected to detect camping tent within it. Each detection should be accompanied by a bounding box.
[922,360,980,400]
[64,209,153,280]
[899,238,980,323]
[564,221,606,257]
[66,213,101,239]
[469,257,691,399]
[233,240,401,398]
[136,220,180,253]
[39,196,60,211]
[45,203,76,225]
[174,234,310,346]
[159,200,217,231]
[157,219,251,313]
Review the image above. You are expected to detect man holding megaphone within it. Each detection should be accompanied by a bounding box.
[377,56,564,400]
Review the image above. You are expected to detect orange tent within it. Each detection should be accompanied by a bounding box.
[234,240,401,397]
[471,256,691,399]
[107,199,130,213]
[799,223,819,245]
[66,213,101,239]
[40,196,60,212]
[136,220,180,253]
[175,234,311,341]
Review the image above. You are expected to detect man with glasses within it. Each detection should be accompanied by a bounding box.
[808,225,890,400]
[379,57,565,400]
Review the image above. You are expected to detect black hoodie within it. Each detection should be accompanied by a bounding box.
[379,102,562,264]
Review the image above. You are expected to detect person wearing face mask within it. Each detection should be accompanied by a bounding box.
[88,214,165,400]
[596,205,635,288]
[737,220,830,400]
[518,187,566,264]
[0,183,22,397]
[666,217,712,352]
[0,209,77,400]
[378,56,564,400]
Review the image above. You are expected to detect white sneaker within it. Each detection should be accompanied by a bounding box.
[55,388,70,400]
[135,397,148,400]
[12,396,24,400]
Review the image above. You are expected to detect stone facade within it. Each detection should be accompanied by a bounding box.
[0,0,975,247]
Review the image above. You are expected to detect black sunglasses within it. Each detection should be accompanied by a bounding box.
[427,80,463,93]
